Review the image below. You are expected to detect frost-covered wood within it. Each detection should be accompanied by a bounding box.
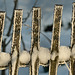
[49,5,63,75]
[9,10,23,75]
[30,7,41,75]
[72,45,75,58]
[50,46,71,62]
[70,3,75,75]
[0,5,74,75]
[0,12,5,52]
[0,12,7,70]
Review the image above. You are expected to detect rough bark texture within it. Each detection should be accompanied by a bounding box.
[0,12,8,72]
[30,7,41,75]
[0,12,5,52]
[49,5,63,75]
[70,3,75,75]
[9,10,23,75]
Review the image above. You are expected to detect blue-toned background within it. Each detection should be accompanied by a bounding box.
[0,0,74,75]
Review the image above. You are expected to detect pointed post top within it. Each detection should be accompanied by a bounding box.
[73,2,75,5]
[32,7,41,13]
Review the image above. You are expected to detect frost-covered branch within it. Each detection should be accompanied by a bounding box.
[21,35,26,50]
[6,0,18,36]
[23,24,51,44]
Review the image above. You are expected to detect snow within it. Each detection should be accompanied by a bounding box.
[12,50,18,75]
[31,46,71,64]
[32,47,38,75]
[50,51,58,60]
[0,0,73,74]
[50,46,71,62]
[12,50,17,63]
[59,46,71,62]
[19,51,30,64]
[0,52,10,66]
[32,47,38,64]
[38,47,50,64]
[11,48,21,75]
[72,44,75,58]
[31,47,50,74]
[0,46,69,65]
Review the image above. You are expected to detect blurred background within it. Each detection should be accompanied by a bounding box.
[0,0,75,75]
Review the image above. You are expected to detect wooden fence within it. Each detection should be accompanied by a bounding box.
[0,2,75,75]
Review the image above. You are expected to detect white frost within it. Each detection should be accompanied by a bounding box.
[12,50,17,63]
[50,46,71,61]
[12,50,18,75]
[50,51,58,60]
[38,47,50,64]
[72,45,75,58]
[32,47,38,64]
[0,52,10,66]
[19,51,30,64]
[59,46,71,62]
[32,47,38,75]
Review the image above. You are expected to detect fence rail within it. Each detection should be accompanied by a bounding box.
[0,2,75,75]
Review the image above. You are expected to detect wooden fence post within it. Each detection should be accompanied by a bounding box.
[9,9,23,75]
[30,7,41,75]
[70,2,75,75]
[0,12,5,52]
[0,12,8,70]
[49,5,63,75]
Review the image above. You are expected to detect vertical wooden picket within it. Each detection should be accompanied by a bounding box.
[0,12,5,52]
[70,2,75,75]
[49,5,63,75]
[30,7,41,75]
[0,3,74,75]
[9,10,23,75]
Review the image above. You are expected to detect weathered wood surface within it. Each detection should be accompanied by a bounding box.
[49,5,63,75]
[9,10,23,75]
[0,12,8,70]
[70,3,75,75]
[0,12,5,52]
[30,7,41,75]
